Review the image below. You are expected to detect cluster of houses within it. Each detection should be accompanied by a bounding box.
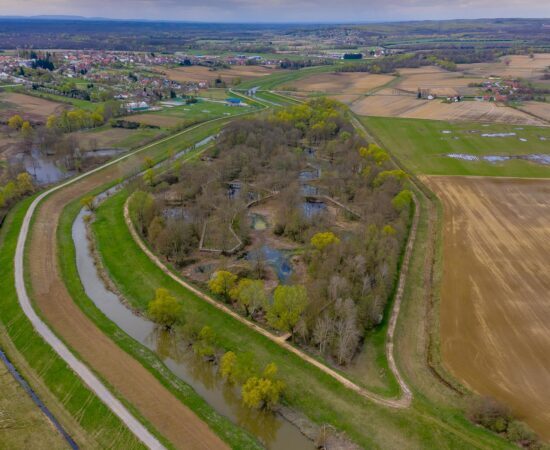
[478,78,521,102]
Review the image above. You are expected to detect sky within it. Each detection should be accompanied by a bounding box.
[0,0,548,23]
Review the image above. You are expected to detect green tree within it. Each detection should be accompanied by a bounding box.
[241,363,285,410]
[8,114,24,131]
[80,195,96,212]
[193,325,216,357]
[219,351,258,384]
[147,288,182,329]
[382,224,397,236]
[20,121,33,138]
[391,189,413,211]
[230,278,267,317]
[373,169,407,187]
[267,285,308,337]
[15,173,34,196]
[143,168,155,186]
[310,231,340,251]
[208,271,237,301]
[129,191,154,234]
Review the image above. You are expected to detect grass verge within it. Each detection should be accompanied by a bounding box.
[92,187,514,449]
[0,198,146,450]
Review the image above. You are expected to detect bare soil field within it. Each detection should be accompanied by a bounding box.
[0,92,66,123]
[159,65,280,84]
[394,66,481,97]
[284,72,394,96]
[27,146,230,449]
[516,101,550,124]
[461,54,550,81]
[353,91,547,126]
[423,176,550,439]
[0,362,68,449]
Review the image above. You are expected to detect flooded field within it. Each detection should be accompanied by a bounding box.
[447,153,550,165]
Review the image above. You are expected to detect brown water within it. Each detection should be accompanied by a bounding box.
[72,209,314,450]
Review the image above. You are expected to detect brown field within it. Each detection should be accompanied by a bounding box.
[159,65,280,83]
[127,113,182,128]
[423,176,550,439]
[394,66,481,97]
[0,92,66,122]
[27,148,231,449]
[516,101,550,124]
[352,91,547,126]
[285,72,394,96]
[461,54,550,81]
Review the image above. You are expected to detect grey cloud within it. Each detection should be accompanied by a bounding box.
[1,0,548,21]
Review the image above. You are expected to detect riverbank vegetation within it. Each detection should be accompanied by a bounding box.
[129,99,413,369]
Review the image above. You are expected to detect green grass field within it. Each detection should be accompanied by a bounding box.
[6,87,101,111]
[0,199,146,450]
[90,187,512,449]
[238,65,337,90]
[364,116,550,177]
[0,356,68,449]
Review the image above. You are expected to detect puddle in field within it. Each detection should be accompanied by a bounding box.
[72,209,314,450]
[446,153,550,165]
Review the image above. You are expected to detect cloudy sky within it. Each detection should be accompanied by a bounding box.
[1,0,548,22]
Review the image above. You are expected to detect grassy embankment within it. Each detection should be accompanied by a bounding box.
[91,185,513,448]
[55,140,262,449]
[364,116,550,178]
[0,198,146,450]
[0,347,69,449]
[1,114,265,449]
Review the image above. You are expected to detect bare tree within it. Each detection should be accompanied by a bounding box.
[313,312,334,355]
[333,298,360,365]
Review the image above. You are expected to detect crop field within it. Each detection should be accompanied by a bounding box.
[364,116,550,177]
[394,66,482,97]
[354,92,546,126]
[0,361,67,449]
[130,101,248,128]
[351,93,546,125]
[283,72,394,102]
[460,54,550,81]
[516,101,550,123]
[159,65,281,84]
[422,176,550,440]
[0,92,67,122]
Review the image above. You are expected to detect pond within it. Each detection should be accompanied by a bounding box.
[17,148,75,185]
[250,213,268,231]
[72,210,312,450]
[302,199,326,218]
[246,245,293,284]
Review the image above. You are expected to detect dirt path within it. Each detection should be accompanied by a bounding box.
[123,146,418,409]
[17,123,237,449]
[423,176,550,439]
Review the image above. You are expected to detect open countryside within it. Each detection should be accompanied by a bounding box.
[0,9,549,450]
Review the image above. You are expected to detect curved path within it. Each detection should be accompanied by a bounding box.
[123,133,418,409]
[14,120,243,450]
